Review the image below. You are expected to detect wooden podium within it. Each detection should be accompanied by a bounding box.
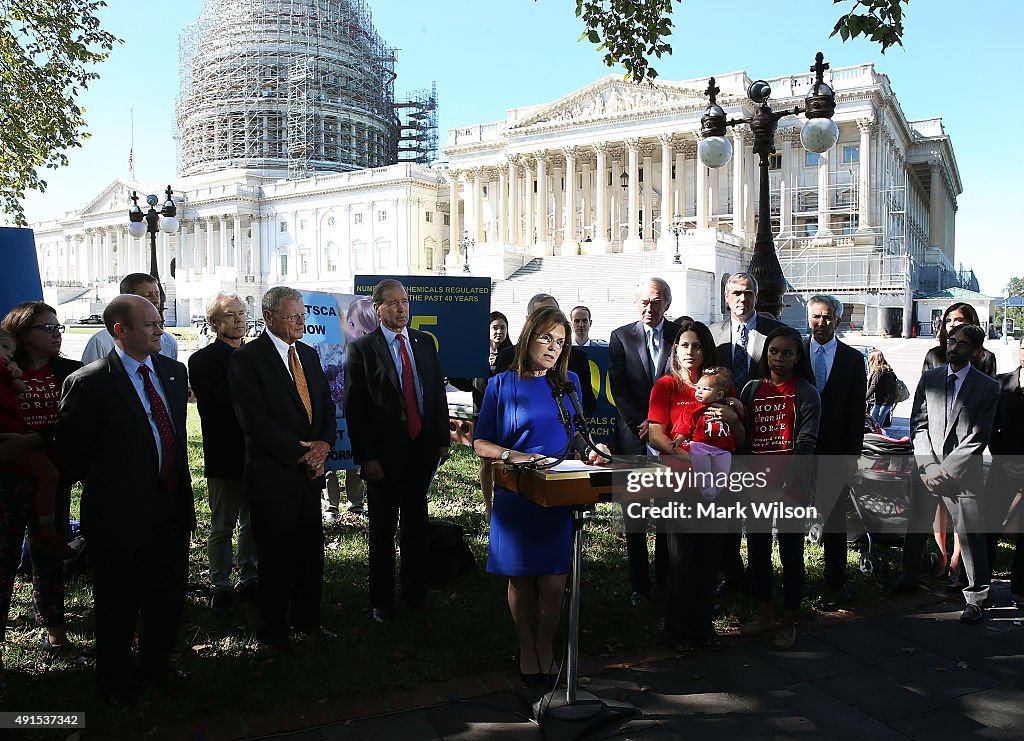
[491,457,670,507]
[491,457,667,729]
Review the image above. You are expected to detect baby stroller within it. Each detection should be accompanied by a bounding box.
[846,414,914,576]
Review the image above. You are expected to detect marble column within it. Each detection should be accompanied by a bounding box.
[580,156,593,247]
[696,157,709,229]
[448,171,460,267]
[731,126,749,240]
[523,157,535,253]
[233,215,242,269]
[816,147,833,237]
[611,156,623,249]
[534,152,549,253]
[592,143,608,253]
[857,119,875,233]
[472,168,484,243]
[507,158,519,245]
[624,139,642,252]
[563,145,578,254]
[552,163,563,251]
[497,164,508,243]
[218,216,227,268]
[779,127,798,238]
[658,134,673,248]
[641,142,654,248]
[929,160,944,250]
[249,215,261,276]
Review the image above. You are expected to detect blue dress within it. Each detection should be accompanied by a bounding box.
[475,370,582,576]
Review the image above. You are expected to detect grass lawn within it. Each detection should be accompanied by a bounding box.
[3,404,1012,737]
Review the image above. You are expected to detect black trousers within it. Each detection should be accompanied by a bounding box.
[821,486,852,587]
[623,519,667,595]
[367,437,438,609]
[91,517,189,696]
[665,531,721,642]
[249,484,324,643]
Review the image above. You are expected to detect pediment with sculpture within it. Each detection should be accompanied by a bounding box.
[510,77,721,130]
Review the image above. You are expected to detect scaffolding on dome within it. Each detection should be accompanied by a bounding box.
[394,82,439,165]
[176,0,398,178]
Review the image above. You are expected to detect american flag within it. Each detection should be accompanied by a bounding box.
[128,148,134,173]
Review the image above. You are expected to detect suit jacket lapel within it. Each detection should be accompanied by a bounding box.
[634,322,653,380]
[371,328,402,396]
[107,349,158,462]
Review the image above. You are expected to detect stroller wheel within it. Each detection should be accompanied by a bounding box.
[859,553,888,577]
[807,523,823,545]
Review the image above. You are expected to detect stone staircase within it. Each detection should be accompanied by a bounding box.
[489,252,668,340]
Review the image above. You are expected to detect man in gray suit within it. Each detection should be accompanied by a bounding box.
[891,324,998,624]
[710,272,783,588]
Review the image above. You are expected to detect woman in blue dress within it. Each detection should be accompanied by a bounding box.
[474,306,606,687]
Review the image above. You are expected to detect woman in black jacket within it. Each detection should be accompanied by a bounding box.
[922,302,996,376]
[865,350,897,430]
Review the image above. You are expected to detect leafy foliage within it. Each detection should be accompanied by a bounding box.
[831,0,907,51]
[568,0,910,84]
[0,0,119,226]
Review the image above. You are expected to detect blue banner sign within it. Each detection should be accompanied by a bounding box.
[0,228,43,317]
[353,275,491,378]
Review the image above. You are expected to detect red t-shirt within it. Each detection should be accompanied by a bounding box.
[18,363,61,432]
[648,376,738,451]
[748,378,797,454]
[0,359,29,433]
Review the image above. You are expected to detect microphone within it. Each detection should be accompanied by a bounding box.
[549,378,572,430]
[562,381,612,462]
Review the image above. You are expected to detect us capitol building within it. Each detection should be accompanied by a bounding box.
[30,0,972,338]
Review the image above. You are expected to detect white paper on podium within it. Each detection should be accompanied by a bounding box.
[546,460,598,473]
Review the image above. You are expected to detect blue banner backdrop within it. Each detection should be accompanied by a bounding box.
[0,228,44,317]
[298,291,369,471]
[353,275,491,378]
[578,344,617,445]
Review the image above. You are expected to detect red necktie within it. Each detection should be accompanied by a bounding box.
[396,334,422,439]
[139,364,179,490]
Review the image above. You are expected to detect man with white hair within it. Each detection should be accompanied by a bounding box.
[188,292,258,611]
[609,277,680,606]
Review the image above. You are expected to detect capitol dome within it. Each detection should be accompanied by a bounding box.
[176,0,397,178]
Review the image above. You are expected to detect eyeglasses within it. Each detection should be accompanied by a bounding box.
[535,333,566,349]
[276,312,306,323]
[31,324,65,334]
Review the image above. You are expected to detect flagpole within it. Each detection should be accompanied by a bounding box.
[129,109,135,179]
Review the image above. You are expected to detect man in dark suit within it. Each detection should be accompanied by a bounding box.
[804,295,866,600]
[710,272,784,588]
[609,277,680,606]
[229,286,335,648]
[345,279,450,623]
[495,293,596,415]
[189,292,256,612]
[56,295,195,705]
[984,336,1024,607]
[891,324,998,624]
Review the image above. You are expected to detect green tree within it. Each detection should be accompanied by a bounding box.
[571,0,908,82]
[995,276,1024,336]
[0,0,119,226]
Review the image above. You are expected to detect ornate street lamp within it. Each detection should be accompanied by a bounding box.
[697,52,839,318]
[128,185,179,313]
[458,229,474,273]
[667,214,688,265]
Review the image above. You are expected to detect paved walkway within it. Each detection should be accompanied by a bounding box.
[232,583,1023,741]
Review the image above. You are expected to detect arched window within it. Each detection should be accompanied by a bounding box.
[351,240,367,271]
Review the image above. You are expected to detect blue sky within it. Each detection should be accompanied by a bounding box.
[16,0,1021,294]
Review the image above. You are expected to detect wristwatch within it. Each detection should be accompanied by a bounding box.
[500,449,511,462]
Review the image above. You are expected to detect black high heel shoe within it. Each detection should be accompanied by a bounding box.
[519,671,545,688]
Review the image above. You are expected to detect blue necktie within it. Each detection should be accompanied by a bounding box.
[647,329,659,378]
[945,374,957,426]
[814,346,828,395]
[732,324,749,390]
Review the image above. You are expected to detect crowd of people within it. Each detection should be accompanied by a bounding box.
[0,269,1021,707]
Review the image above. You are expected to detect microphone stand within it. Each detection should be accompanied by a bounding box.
[563,382,612,463]
[514,373,575,472]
